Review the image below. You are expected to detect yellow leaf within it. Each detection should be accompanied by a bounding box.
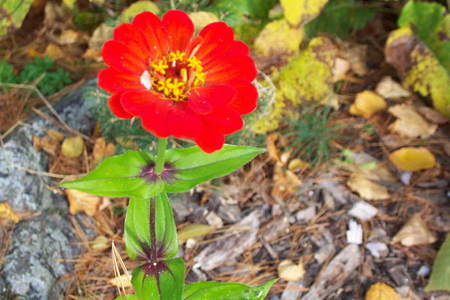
[392,214,437,247]
[281,0,329,27]
[277,259,306,281]
[349,90,387,119]
[61,136,84,158]
[0,202,20,223]
[347,174,390,201]
[365,282,399,300]
[254,19,303,57]
[385,27,450,117]
[254,37,337,133]
[0,0,33,37]
[44,43,64,60]
[178,224,213,243]
[389,147,436,171]
[388,104,437,138]
[117,1,160,24]
[188,12,219,32]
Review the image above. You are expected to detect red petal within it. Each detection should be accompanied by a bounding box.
[121,90,163,116]
[229,41,249,54]
[195,22,234,62]
[167,102,202,138]
[204,107,243,135]
[162,10,194,52]
[108,91,133,119]
[113,23,152,61]
[194,125,225,153]
[189,85,236,112]
[188,89,213,114]
[204,53,257,83]
[133,11,168,56]
[226,79,258,114]
[185,36,203,57]
[140,99,173,138]
[102,40,146,74]
[98,67,142,93]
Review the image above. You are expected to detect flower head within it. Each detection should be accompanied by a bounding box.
[98,10,258,153]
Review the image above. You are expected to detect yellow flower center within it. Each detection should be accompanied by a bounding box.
[141,50,206,101]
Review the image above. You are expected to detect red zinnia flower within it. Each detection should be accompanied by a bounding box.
[98,10,258,153]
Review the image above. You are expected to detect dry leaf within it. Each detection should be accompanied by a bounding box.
[392,214,437,247]
[347,174,390,201]
[92,137,116,165]
[91,235,110,252]
[288,158,309,172]
[61,136,84,158]
[333,57,351,82]
[271,164,302,199]
[65,189,109,217]
[277,260,306,281]
[443,140,450,157]
[108,274,132,288]
[53,29,83,45]
[389,104,437,138]
[0,202,20,223]
[188,11,220,32]
[342,44,368,76]
[389,147,436,172]
[375,76,410,99]
[417,106,450,124]
[47,129,65,142]
[350,90,387,119]
[365,282,399,300]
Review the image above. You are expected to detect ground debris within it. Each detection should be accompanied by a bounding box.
[301,244,361,300]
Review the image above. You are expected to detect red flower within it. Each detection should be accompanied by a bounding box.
[98,10,258,153]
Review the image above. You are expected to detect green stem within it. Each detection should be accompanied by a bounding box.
[154,138,167,175]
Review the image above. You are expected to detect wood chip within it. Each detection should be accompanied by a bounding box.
[302,244,361,300]
[193,210,261,271]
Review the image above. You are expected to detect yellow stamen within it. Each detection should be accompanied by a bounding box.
[180,68,188,83]
[151,59,168,75]
[168,50,186,62]
[187,57,202,72]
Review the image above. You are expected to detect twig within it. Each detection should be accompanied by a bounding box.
[0,82,94,143]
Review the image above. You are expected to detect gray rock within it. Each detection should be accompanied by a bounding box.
[1,80,99,299]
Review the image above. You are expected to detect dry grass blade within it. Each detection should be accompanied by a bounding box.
[112,241,131,298]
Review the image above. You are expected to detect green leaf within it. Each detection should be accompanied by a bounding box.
[425,234,450,292]
[0,60,15,83]
[115,295,138,300]
[125,193,178,261]
[60,150,164,198]
[398,1,450,72]
[304,0,377,39]
[132,258,185,300]
[0,0,33,37]
[163,145,265,193]
[183,279,277,300]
